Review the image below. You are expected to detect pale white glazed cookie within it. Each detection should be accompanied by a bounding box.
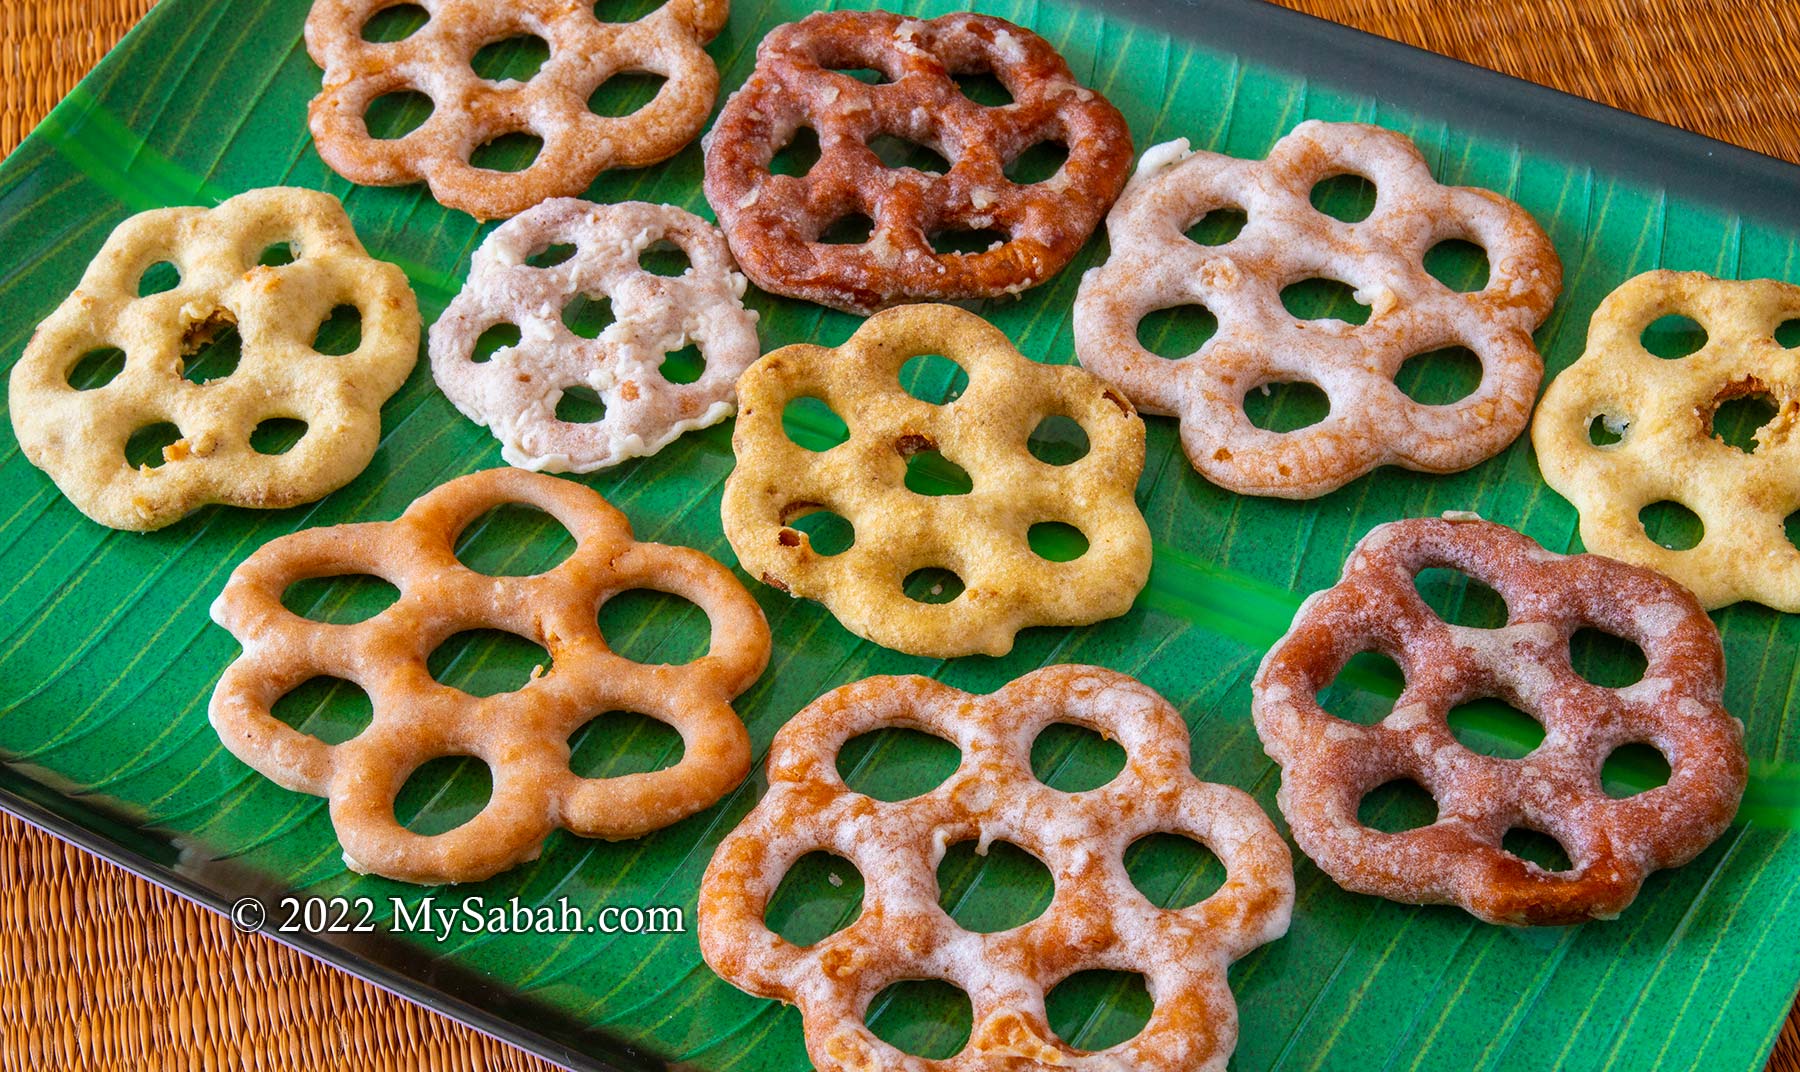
[429,199,759,473]
[1073,120,1562,499]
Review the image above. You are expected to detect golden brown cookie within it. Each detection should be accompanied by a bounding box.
[209,468,770,885]
[700,665,1293,1072]
[721,304,1151,658]
[9,188,419,531]
[306,0,727,219]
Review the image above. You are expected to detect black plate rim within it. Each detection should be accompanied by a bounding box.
[6,1,1800,1070]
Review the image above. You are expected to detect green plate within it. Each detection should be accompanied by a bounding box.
[2,0,1798,1069]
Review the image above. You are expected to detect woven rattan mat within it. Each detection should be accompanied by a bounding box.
[3,1,1798,1068]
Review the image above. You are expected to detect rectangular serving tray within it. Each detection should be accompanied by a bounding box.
[2,1,1798,1069]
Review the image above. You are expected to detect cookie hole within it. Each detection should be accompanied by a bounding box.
[271,676,373,745]
[568,710,683,778]
[659,343,705,384]
[470,131,543,173]
[1135,303,1218,360]
[1028,522,1089,562]
[561,294,615,339]
[592,0,664,23]
[1641,314,1707,359]
[473,323,521,363]
[769,125,821,177]
[870,135,951,175]
[1569,627,1648,688]
[1184,205,1248,246]
[936,839,1052,933]
[1281,277,1371,324]
[1501,827,1573,873]
[360,3,428,41]
[1357,778,1438,833]
[554,385,606,423]
[1588,413,1629,447]
[526,243,576,268]
[311,304,362,356]
[837,727,961,801]
[899,353,969,404]
[471,34,550,83]
[764,851,864,946]
[427,629,550,697]
[783,508,855,556]
[866,980,972,1061]
[597,589,711,665]
[1006,139,1067,185]
[587,70,665,118]
[903,567,964,604]
[1027,414,1090,466]
[782,395,850,451]
[1244,380,1330,432]
[1786,509,1800,552]
[1315,650,1404,725]
[280,573,399,624]
[394,755,492,837]
[455,502,576,576]
[1310,172,1377,223]
[1710,390,1779,453]
[828,66,890,85]
[1029,722,1124,792]
[1447,698,1546,760]
[1396,345,1483,405]
[250,417,307,455]
[817,213,874,245]
[1124,832,1225,909]
[258,242,298,267]
[903,451,973,496]
[364,90,433,140]
[929,227,1008,256]
[66,347,125,390]
[181,321,240,384]
[137,260,180,297]
[638,240,690,277]
[1045,970,1152,1053]
[952,71,1012,107]
[1424,238,1491,292]
[1639,499,1703,550]
[1413,567,1509,627]
[1776,319,1800,347]
[124,422,182,470]
[1601,742,1673,799]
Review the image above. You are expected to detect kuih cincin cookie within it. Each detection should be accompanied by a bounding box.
[209,468,770,885]
[1075,121,1561,498]
[722,304,1151,659]
[700,665,1293,1072]
[1534,269,1800,611]
[9,187,418,531]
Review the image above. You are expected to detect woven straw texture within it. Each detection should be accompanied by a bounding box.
[2,0,1798,1069]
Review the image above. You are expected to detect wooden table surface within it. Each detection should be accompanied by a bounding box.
[2,1,1797,1068]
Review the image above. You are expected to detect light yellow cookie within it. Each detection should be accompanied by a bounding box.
[722,304,1151,658]
[1533,269,1800,610]
[10,188,420,531]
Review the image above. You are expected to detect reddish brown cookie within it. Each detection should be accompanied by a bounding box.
[1252,516,1745,925]
[703,11,1132,313]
